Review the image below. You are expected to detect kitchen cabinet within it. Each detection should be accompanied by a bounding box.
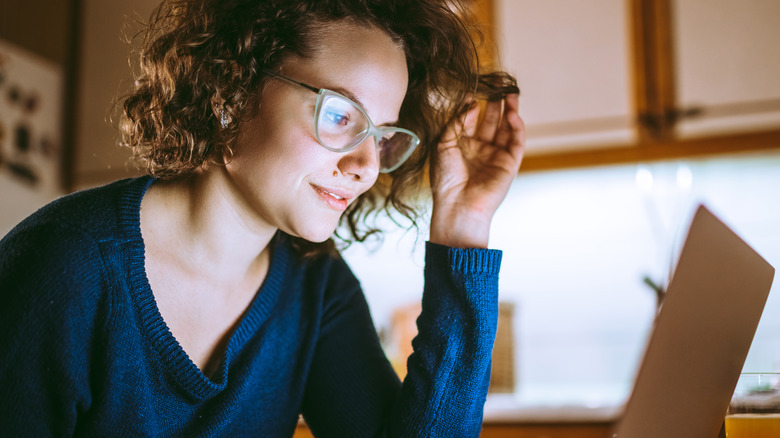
[671,0,780,139]
[495,0,636,156]
[492,0,780,172]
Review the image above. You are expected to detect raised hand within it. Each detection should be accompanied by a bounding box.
[429,93,526,248]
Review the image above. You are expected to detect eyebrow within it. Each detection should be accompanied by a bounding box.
[328,86,365,111]
[264,70,400,126]
[329,86,400,127]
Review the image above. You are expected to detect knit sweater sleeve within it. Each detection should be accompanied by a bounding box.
[301,241,502,437]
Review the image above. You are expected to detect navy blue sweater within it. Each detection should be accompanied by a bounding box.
[0,177,502,437]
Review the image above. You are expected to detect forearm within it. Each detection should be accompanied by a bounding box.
[388,242,502,437]
[302,244,501,437]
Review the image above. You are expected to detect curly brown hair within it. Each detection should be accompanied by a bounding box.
[120,0,518,256]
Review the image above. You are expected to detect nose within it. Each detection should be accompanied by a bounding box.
[337,136,380,183]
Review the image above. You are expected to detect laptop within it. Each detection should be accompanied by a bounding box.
[610,205,775,437]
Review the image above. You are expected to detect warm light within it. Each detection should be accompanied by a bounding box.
[677,164,693,189]
[636,166,654,191]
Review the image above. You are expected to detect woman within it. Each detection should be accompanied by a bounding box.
[0,0,524,436]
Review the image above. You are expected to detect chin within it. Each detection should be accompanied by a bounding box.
[288,224,338,244]
[300,233,332,244]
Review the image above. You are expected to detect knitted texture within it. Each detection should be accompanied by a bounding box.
[0,177,502,437]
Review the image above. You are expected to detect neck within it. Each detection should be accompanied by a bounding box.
[141,167,277,284]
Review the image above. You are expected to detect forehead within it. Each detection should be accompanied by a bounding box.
[279,22,409,124]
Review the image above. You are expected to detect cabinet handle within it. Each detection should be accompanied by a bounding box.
[638,107,704,136]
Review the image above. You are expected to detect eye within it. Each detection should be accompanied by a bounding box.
[322,108,350,126]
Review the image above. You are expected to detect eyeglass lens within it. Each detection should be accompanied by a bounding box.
[377,131,415,171]
[316,94,416,172]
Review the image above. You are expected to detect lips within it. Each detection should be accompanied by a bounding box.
[310,183,352,211]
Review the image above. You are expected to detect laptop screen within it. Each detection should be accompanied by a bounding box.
[612,205,775,438]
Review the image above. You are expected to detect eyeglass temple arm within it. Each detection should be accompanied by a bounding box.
[262,70,320,94]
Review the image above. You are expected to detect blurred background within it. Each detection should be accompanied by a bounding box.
[2,0,779,416]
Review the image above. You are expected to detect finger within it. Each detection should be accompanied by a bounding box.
[493,96,525,162]
[506,108,526,163]
[493,94,520,147]
[462,102,481,138]
[505,92,520,116]
[476,99,502,143]
[506,93,526,148]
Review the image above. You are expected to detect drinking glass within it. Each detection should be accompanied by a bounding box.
[725,373,780,438]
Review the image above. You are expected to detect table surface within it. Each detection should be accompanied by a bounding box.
[292,396,622,437]
[293,422,614,438]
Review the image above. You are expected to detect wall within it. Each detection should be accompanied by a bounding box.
[0,0,75,64]
[73,0,158,188]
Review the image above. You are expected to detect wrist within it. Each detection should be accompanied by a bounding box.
[429,207,492,248]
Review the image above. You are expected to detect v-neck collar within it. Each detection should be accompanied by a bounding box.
[118,176,291,400]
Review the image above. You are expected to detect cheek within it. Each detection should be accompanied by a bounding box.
[233,122,328,182]
[233,94,336,176]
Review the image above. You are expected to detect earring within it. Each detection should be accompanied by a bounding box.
[220,110,229,128]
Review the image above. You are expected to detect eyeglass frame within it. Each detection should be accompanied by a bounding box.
[262,70,420,173]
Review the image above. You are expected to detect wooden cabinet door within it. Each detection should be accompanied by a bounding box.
[671,0,780,139]
[494,0,637,156]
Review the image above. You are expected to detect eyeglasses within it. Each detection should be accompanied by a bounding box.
[263,70,420,173]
